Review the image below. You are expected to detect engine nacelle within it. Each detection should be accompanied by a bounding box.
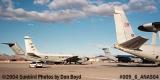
[138,22,160,32]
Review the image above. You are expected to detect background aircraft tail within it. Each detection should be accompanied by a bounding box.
[114,7,135,44]
[2,43,25,55]
[102,48,118,61]
[24,36,39,54]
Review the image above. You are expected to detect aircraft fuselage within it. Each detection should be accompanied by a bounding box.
[115,44,160,63]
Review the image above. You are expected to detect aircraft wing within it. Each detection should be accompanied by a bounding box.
[65,56,80,61]
[119,36,148,50]
[64,56,82,63]
[27,53,41,59]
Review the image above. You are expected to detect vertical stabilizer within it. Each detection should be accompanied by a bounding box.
[24,36,39,54]
[114,7,135,44]
[102,48,118,61]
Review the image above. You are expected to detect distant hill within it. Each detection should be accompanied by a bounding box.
[0,54,27,61]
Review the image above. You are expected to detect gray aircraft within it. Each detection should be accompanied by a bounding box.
[113,7,160,65]
[3,36,88,64]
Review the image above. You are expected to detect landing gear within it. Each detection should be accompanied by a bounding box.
[155,62,160,66]
[156,63,160,66]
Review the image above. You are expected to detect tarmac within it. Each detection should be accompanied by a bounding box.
[0,61,160,80]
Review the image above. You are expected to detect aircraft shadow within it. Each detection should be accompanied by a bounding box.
[101,64,159,67]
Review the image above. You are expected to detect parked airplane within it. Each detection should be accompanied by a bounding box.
[113,7,160,65]
[102,48,143,63]
[3,36,88,64]
[101,48,118,61]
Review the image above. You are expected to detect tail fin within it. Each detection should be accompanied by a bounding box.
[24,36,39,54]
[114,7,135,44]
[102,48,118,61]
[2,43,25,55]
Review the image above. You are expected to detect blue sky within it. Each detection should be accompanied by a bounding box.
[0,0,160,56]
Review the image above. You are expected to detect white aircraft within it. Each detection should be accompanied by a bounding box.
[102,48,118,61]
[3,36,86,64]
[102,48,143,63]
[113,7,160,65]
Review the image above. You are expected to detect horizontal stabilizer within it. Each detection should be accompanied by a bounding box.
[2,43,25,55]
[2,43,15,47]
[119,36,148,50]
[27,53,41,59]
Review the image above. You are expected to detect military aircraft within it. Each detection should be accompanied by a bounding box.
[113,7,160,65]
[102,48,143,63]
[101,48,118,62]
[3,36,88,64]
